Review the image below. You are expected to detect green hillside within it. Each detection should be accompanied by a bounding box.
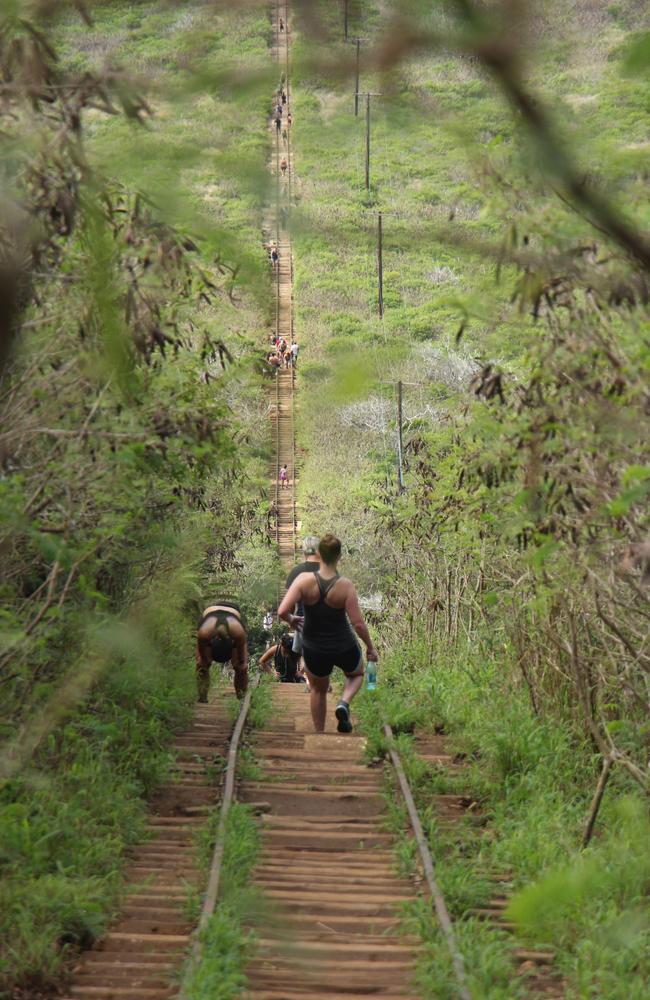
[1,1,648,997]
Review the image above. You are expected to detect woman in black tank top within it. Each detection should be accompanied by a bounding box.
[277,534,378,734]
[302,572,357,655]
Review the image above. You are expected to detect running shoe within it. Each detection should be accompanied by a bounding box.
[335,700,353,733]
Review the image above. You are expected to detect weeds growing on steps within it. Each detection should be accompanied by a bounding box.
[183,803,262,1000]
[237,744,264,783]
[231,677,278,784]
[183,675,279,992]
[248,674,277,730]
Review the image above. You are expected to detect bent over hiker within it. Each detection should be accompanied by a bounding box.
[196,602,249,702]
[259,633,301,682]
[278,533,377,734]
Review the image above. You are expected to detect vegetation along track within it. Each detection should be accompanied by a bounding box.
[412,729,565,997]
[46,5,582,1000]
[56,696,235,1000]
[267,0,297,570]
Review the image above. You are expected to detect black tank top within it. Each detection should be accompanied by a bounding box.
[302,573,357,654]
[274,646,299,682]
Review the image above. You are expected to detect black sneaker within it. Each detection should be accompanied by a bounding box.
[335,700,353,733]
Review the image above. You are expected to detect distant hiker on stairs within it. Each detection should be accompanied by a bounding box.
[278,534,378,734]
[196,602,249,702]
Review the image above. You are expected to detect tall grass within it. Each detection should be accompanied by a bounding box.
[356,631,650,998]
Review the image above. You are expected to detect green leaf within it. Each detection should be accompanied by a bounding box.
[621,465,650,486]
[606,481,650,518]
[528,539,558,569]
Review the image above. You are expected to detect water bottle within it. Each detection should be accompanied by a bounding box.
[366,659,377,691]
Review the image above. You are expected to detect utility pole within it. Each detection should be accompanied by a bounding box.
[365,93,370,189]
[380,379,425,492]
[397,380,404,492]
[357,92,382,190]
[377,211,383,317]
[354,37,360,116]
[343,0,349,40]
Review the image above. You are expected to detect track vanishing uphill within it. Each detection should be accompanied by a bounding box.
[267,0,297,570]
[252,8,420,997]
[251,8,419,996]
[241,685,419,999]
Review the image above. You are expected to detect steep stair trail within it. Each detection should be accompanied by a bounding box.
[267,0,297,570]
[241,685,419,999]
[57,698,234,1000]
[250,7,419,997]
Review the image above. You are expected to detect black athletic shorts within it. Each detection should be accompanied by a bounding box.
[302,644,363,678]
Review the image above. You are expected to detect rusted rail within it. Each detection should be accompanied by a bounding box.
[384,722,473,1000]
[180,680,258,994]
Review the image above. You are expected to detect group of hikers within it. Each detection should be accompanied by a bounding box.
[195,535,378,734]
[264,77,294,371]
[267,333,298,370]
[273,79,291,178]
[273,86,292,143]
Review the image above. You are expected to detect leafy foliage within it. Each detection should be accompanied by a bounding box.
[183,803,262,1000]
[0,1,278,993]
[292,1,650,995]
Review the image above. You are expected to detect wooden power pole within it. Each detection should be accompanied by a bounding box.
[381,378,427,492]
[357,92,382,190]
[365,93,371,189]
[397,380,404,492]
[354,38,361,116]
[377,211,384,317]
